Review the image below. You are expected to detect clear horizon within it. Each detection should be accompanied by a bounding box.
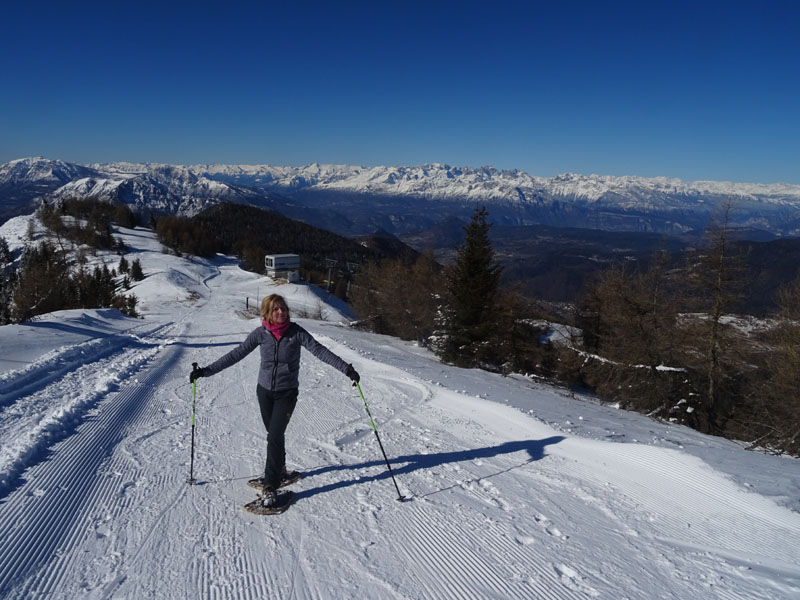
[1,1,798,185]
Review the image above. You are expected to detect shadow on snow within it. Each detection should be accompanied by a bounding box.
[294,436,566,501]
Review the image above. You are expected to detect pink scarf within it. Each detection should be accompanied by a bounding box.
[263,319,290,340]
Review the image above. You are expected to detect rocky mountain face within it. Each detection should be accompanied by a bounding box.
[3,158,800,237]
[48,164,287,218]
[0,158,289,223]
[0,158,102,221]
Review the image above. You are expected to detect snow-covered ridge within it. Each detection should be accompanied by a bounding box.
[34,162,282,217]
[186,162,800,204]
[5,157,800,207]
[4,157,800,236]
[0,157,100,187]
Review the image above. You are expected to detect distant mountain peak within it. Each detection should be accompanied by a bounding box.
[2,157,800,237]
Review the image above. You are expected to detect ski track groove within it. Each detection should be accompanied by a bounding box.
[112,480,195,597]
[563,441,800,566]
[400,497,587,600]
[0,328,186,598]
[305,369,589,600]
[394,507,491,600]
[378,378,599,600]
[0,321,171,408]
[203,367,288,600]
[212,424,253,600]
[0,320,188,497]
[287,514,306,600]
[2,385,128,591]
[0,382,151,596]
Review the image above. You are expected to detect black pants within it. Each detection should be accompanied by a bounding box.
[256,385,298,490]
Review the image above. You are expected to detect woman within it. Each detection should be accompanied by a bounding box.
[190,294,359,509]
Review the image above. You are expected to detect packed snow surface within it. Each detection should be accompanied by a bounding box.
[0,223,799,599]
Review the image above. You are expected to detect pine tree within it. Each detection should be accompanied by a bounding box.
[130,258,144,281]
[0,236,11,266]
[0,236,15,325]
[438,206,502,367]
[11,241,72,322]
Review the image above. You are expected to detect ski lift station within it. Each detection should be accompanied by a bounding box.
[264,254,300,282]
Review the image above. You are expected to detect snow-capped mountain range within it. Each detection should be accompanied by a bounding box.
[2,157,800,236]
[190,161,800,206]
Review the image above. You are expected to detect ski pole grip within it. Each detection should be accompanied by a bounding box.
[191,363,200,389]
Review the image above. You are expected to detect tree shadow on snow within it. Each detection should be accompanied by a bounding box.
[24,320,125,338]
[23,321,239,350]
[294,436,565,502]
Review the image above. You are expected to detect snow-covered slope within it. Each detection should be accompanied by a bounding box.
[0,157,100,188]
[0,218,798,599]
[0,159,285,220]
[0,158,106,221]
[48,164,284,217]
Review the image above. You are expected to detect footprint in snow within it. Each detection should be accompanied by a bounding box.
[478,479,511,510]
[96,525,112,539]
[515,535,536,546]
[554,563,600,598]
[535,513,568,540]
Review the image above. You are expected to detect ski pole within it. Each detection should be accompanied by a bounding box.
[354,381,405,501]
[188,362,199,485]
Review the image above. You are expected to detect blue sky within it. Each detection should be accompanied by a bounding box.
[1,1,798,183]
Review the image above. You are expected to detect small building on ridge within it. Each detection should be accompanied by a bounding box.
[264,254,300,282]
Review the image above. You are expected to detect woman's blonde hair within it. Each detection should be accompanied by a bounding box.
[261,294,291,324]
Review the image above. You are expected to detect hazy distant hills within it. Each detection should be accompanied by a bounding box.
[3,157,800,238]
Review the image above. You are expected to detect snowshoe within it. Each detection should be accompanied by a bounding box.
[247,470,302,491]
[243,490,295,515]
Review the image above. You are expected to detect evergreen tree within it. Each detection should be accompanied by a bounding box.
[124,294,138,317]
[11,241,71,322]
[130,258,144,281]
[0,236,15,325]
[0,236,11,266]
[438,206,502,367]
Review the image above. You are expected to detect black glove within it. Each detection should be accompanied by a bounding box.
[345,364,360,383]
[190,364,206,383]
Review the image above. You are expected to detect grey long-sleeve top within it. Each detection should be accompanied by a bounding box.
[204,322,351,391]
